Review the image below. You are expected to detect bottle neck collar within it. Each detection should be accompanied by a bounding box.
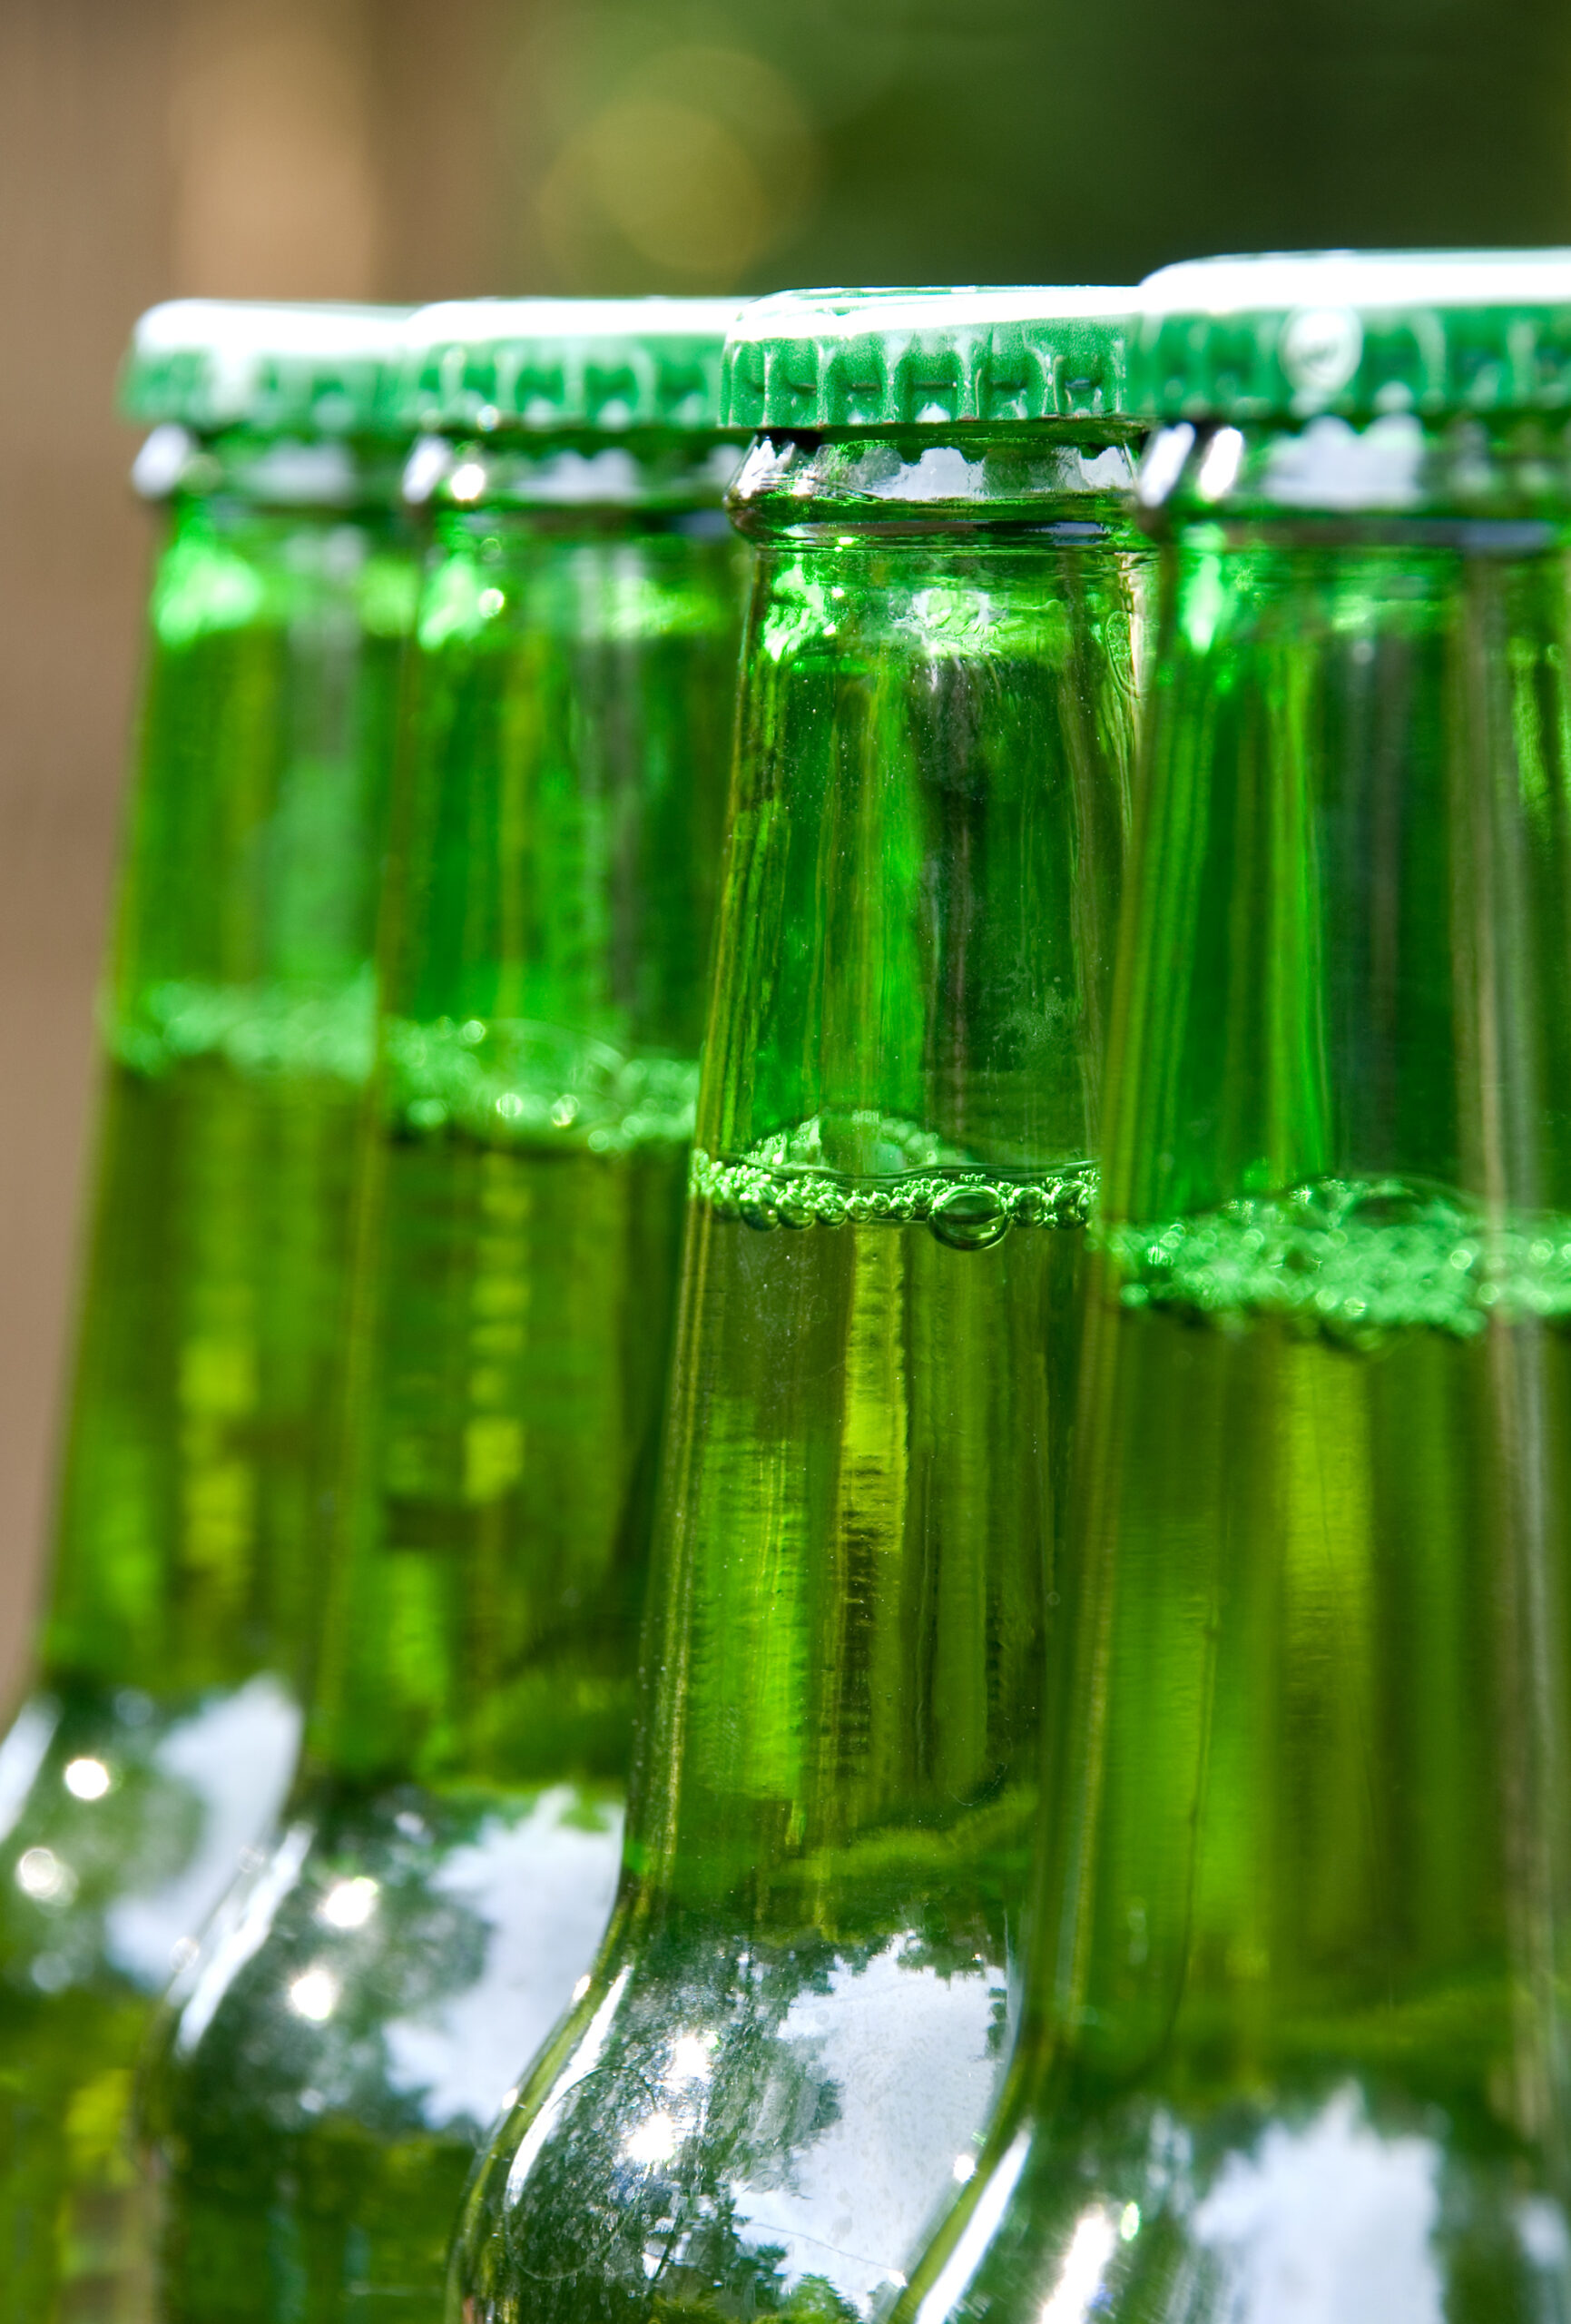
[133,422,409,513]
[1137,410,1571,532]
[406,429,744,517]
[729,424,1143,541]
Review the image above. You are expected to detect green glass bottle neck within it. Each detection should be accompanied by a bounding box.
[299,497,742,1797]
[382,504,743,1075]
[697,496,1143,1188]
[619,484,1144,1935]
[1106,471,1571,1336]
[105,488,416,1087]
[42,489,413,1704]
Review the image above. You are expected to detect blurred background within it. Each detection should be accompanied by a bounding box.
[2,0,1570,1690]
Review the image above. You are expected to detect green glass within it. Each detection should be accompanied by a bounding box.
[455,286,1144,2324]
[901,254,1571,2324]
[142,409,748,2319]
[0,320,415,2321]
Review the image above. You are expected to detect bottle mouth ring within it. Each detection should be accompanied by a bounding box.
[726,426,1143,537]
[1136,412,1571,527]
[133,426,411,510]
[403,431,745,515]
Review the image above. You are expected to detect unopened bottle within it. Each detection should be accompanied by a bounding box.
[898,250,1571,2324]
[143,299,749,2319]
[0,301,416,2322]
[455,285,1144,2324]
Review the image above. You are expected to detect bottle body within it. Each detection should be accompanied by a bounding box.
[146,444,747,2319]
[0,460,410,2322]
[901,421,1571,2324]
[457,428,1144,2324]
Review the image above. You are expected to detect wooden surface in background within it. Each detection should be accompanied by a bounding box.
[0,0,506,1706]
[0,0,178,1708]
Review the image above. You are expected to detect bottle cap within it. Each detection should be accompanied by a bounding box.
[401,300,747,436]
[1136,251,1571,422]
[123,301,417,438]
[722,287,1135,431]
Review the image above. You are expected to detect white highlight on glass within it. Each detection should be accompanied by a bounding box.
[1135,422,1196,510]
[1262,412,1424,512]
[571,1974,592,2004]
[1040,2208,1118,2324]
[383,1793,625,2138]
[175,1817,311,2055]
[729,1937,1010,2313]
[505,1965,631,2206]
[1195,427,1245,503]
[402,436,453,507]
[1120,2203,1141,2241]
[107,1676,302,1991]
[289,1965,339,2024]
[319,1876,379,1931]
[914,2128,1033,2324]
[15,1846,74,1903]
[666,2033,718,2084]
[133,422,195,499]
[623,2109,679,2167]
[954,2155,977,2184]
[1280,305,1364,399]
[64,1757,111,1801]
[449,460,486,503]
[1517,2196,1571,2273]
[0,1701,61,1846]
[1193,2085,1442,2324]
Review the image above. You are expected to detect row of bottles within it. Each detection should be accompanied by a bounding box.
[4,252,1570,2324]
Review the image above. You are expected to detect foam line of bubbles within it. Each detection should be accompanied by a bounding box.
[110,974,378,1085]
[1109,1177,1571,1344]
[383,1017,698,1153]
[690,1147,1095,1249]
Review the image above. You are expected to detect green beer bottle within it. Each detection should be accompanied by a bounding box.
[142,300,749,2319]
[0,302,416,2321]
[454,286,1144,2324]
[898,251,1571,2324]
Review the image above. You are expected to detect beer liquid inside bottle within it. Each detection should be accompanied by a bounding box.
[899,252,1571,2324]
[0,303,415,2322]
[456,288,1144,2324]
[143,303,749,2318]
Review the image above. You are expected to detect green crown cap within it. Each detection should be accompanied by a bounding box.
[401,299,747,436]
[122,300,417,438]
[721,287,1135,432]
[1136,250,1571,423]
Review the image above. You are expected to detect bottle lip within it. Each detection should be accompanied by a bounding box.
[1134,248,1571,427]
[1134,409,1571,527]
[132,424,410,511]
[722,285,1136,432]
[725,426,1143,537]
[402,431,745,516]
